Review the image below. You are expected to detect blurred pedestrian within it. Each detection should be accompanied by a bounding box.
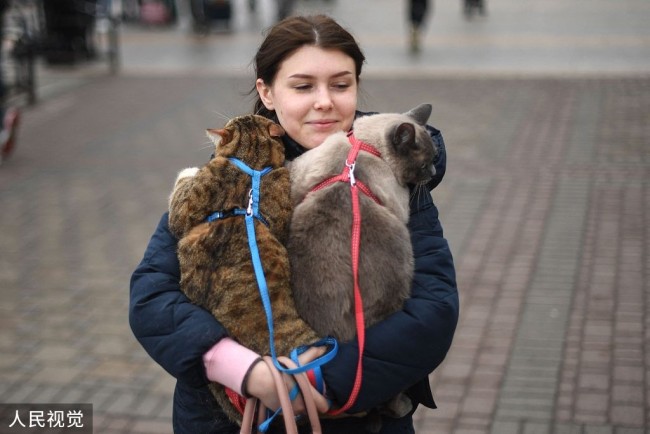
[276,0,296,21]
[42,0,98,64]
[0,0,21,165]
[189,0,232,33]
[408,0,430,53]
[464,0,486,18]
[138,0,178,25]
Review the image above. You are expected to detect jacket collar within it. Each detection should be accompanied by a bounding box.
[282,134,307,161]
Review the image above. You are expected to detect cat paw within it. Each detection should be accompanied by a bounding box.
[175,167,199,184]
[382,392,413,418]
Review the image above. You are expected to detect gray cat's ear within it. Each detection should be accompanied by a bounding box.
[405,103,432,126]
[394,123,416,152]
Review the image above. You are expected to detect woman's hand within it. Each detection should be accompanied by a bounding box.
[245,360,281,411]
[244,345,328,415]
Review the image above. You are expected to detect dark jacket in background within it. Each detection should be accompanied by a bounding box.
[129,112,459,433]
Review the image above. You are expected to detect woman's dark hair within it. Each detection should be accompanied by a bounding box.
[252,15,366,118]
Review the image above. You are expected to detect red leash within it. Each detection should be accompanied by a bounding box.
[225,387,247,414]
[310,132,382,415]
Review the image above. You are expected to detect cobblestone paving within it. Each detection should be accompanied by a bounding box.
[0,75,648,434]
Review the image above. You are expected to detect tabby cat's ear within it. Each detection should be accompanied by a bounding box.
[405,103,432,126]
[206,128,231,146]
[268,123,285,138]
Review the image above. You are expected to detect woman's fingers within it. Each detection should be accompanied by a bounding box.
[282,372,307,414]
[297,345,328,364]
[278,356,325,434]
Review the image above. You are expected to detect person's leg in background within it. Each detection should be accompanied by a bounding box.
[408,0,429,53]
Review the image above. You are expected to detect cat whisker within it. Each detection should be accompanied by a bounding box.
[197,139,216,152]
[409,182,429,205]
[210,109,234,124]
[409,183,420,202]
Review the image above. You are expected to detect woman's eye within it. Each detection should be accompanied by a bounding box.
[332,83,351,90]
[294,84,312,91]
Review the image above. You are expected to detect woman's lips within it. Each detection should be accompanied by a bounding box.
[307,120,338,131]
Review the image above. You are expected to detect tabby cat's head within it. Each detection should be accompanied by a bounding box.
[353,103,437,187]
[207,115,286,169]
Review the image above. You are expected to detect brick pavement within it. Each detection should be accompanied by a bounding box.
[0,75,648,434]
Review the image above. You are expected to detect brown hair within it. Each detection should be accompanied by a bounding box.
[252,15,366,118]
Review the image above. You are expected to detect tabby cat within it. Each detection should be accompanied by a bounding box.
[168,114,320,426]
[288,103,438,422]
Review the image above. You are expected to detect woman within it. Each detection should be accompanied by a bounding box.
[129,14,459,434]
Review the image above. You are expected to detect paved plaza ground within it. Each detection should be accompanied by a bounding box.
[0,1,649,433]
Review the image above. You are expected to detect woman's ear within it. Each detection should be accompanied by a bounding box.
[256,79,274,110]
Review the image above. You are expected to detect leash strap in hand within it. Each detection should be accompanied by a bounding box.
[240,356,327,434]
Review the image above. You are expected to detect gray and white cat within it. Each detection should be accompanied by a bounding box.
[287,103,437,422]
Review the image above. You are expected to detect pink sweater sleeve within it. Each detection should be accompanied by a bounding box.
[203,337,261,396]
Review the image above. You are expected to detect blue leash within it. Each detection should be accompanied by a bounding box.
[207,158,337,429]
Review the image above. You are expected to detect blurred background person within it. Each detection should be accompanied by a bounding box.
[138,0,179,26]
[408,0,429,53]
[0,0,21,164]
[42,0,99,64]
[276,0,295,21]
[189,0,232,34]
[464,0,486,19]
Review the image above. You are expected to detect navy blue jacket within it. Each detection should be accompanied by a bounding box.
[129,114,459,433]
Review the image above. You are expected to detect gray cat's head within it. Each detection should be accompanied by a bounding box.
[352,103,437,186]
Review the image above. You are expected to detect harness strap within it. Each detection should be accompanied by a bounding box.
[228,158,272,218]
[348,131,382,159]
[310,132,383,205]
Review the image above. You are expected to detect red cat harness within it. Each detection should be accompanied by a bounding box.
[308,131,383,415]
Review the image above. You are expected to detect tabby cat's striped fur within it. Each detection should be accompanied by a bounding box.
[168,114,320,425]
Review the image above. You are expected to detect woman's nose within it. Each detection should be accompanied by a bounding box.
[314,88,333,110]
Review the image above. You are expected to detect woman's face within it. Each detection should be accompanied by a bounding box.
[256,46,358,149]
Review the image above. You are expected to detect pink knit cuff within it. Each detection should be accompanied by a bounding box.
[203,338,261,396]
